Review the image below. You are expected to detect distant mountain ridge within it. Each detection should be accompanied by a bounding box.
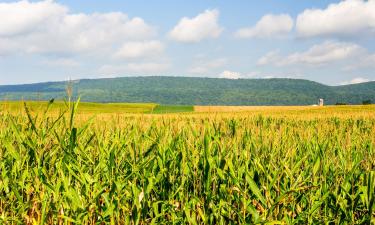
[0,76,374,105]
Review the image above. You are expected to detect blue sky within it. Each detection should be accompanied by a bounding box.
[0,0,375,85]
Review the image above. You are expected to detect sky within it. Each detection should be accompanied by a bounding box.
[0,0,375,85]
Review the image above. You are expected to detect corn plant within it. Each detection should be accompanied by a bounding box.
[0,102,374,224]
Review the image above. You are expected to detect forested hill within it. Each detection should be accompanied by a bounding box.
[0,76,374,105]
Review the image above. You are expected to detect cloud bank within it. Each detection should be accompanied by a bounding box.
[296,0,375,38]
[168,9,223,43]
[258,41,363,66]
[235,14,293,39]
[0,0,156,56]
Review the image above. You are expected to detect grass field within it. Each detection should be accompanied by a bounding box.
[0,101,374,224]
[0,101,194,115]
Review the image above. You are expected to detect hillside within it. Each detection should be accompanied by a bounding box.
[0,76,374,105]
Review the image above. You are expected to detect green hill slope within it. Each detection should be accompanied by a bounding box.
[0,76,374,105]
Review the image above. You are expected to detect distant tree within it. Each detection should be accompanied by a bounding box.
[2,77,375,105]
[362,99,372,105]
[335,102,347,105]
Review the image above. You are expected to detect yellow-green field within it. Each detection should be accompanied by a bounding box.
[0,101,374,224]
[0,101,197,116]
[1,101,157,114]
[2,100,375,117]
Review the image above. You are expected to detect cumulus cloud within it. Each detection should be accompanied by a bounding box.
[168,9,223,43]
[219,70,242,79]
[258,41,363,66]
[189,58,227,74]
[235,14,293,38]
[340,77,371,85]
[0,0,156,56]
[114,41,164,59]
[0,0,67,37]
[257,50,281,66]
[296,0,375,38]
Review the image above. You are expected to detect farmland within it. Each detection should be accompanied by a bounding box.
[0,101,374,224]
[1,77,375,105]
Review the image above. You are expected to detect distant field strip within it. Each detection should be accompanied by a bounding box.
[0,101,194,114]
[1,101,156,115]
[194,105,314,112]
[152,104,194,114]
[2,101,375,117]
[194,105,375,118]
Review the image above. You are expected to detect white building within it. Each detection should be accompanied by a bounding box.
[319,98,324,106]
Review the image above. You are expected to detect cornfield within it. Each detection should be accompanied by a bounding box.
[0,101,374,224]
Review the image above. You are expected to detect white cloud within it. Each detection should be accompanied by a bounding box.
[235,14,293,38]
[219,70,242,79]
[283,41,362,65]
[0,0,156,56]
[340,77,370,85]
[189,58,227,74]
[168,9,223,43]
[0,0,67,37]
[296,0,375,38]
[258,41,363,66]
[114,41,164,59]
[256,50,280,66]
